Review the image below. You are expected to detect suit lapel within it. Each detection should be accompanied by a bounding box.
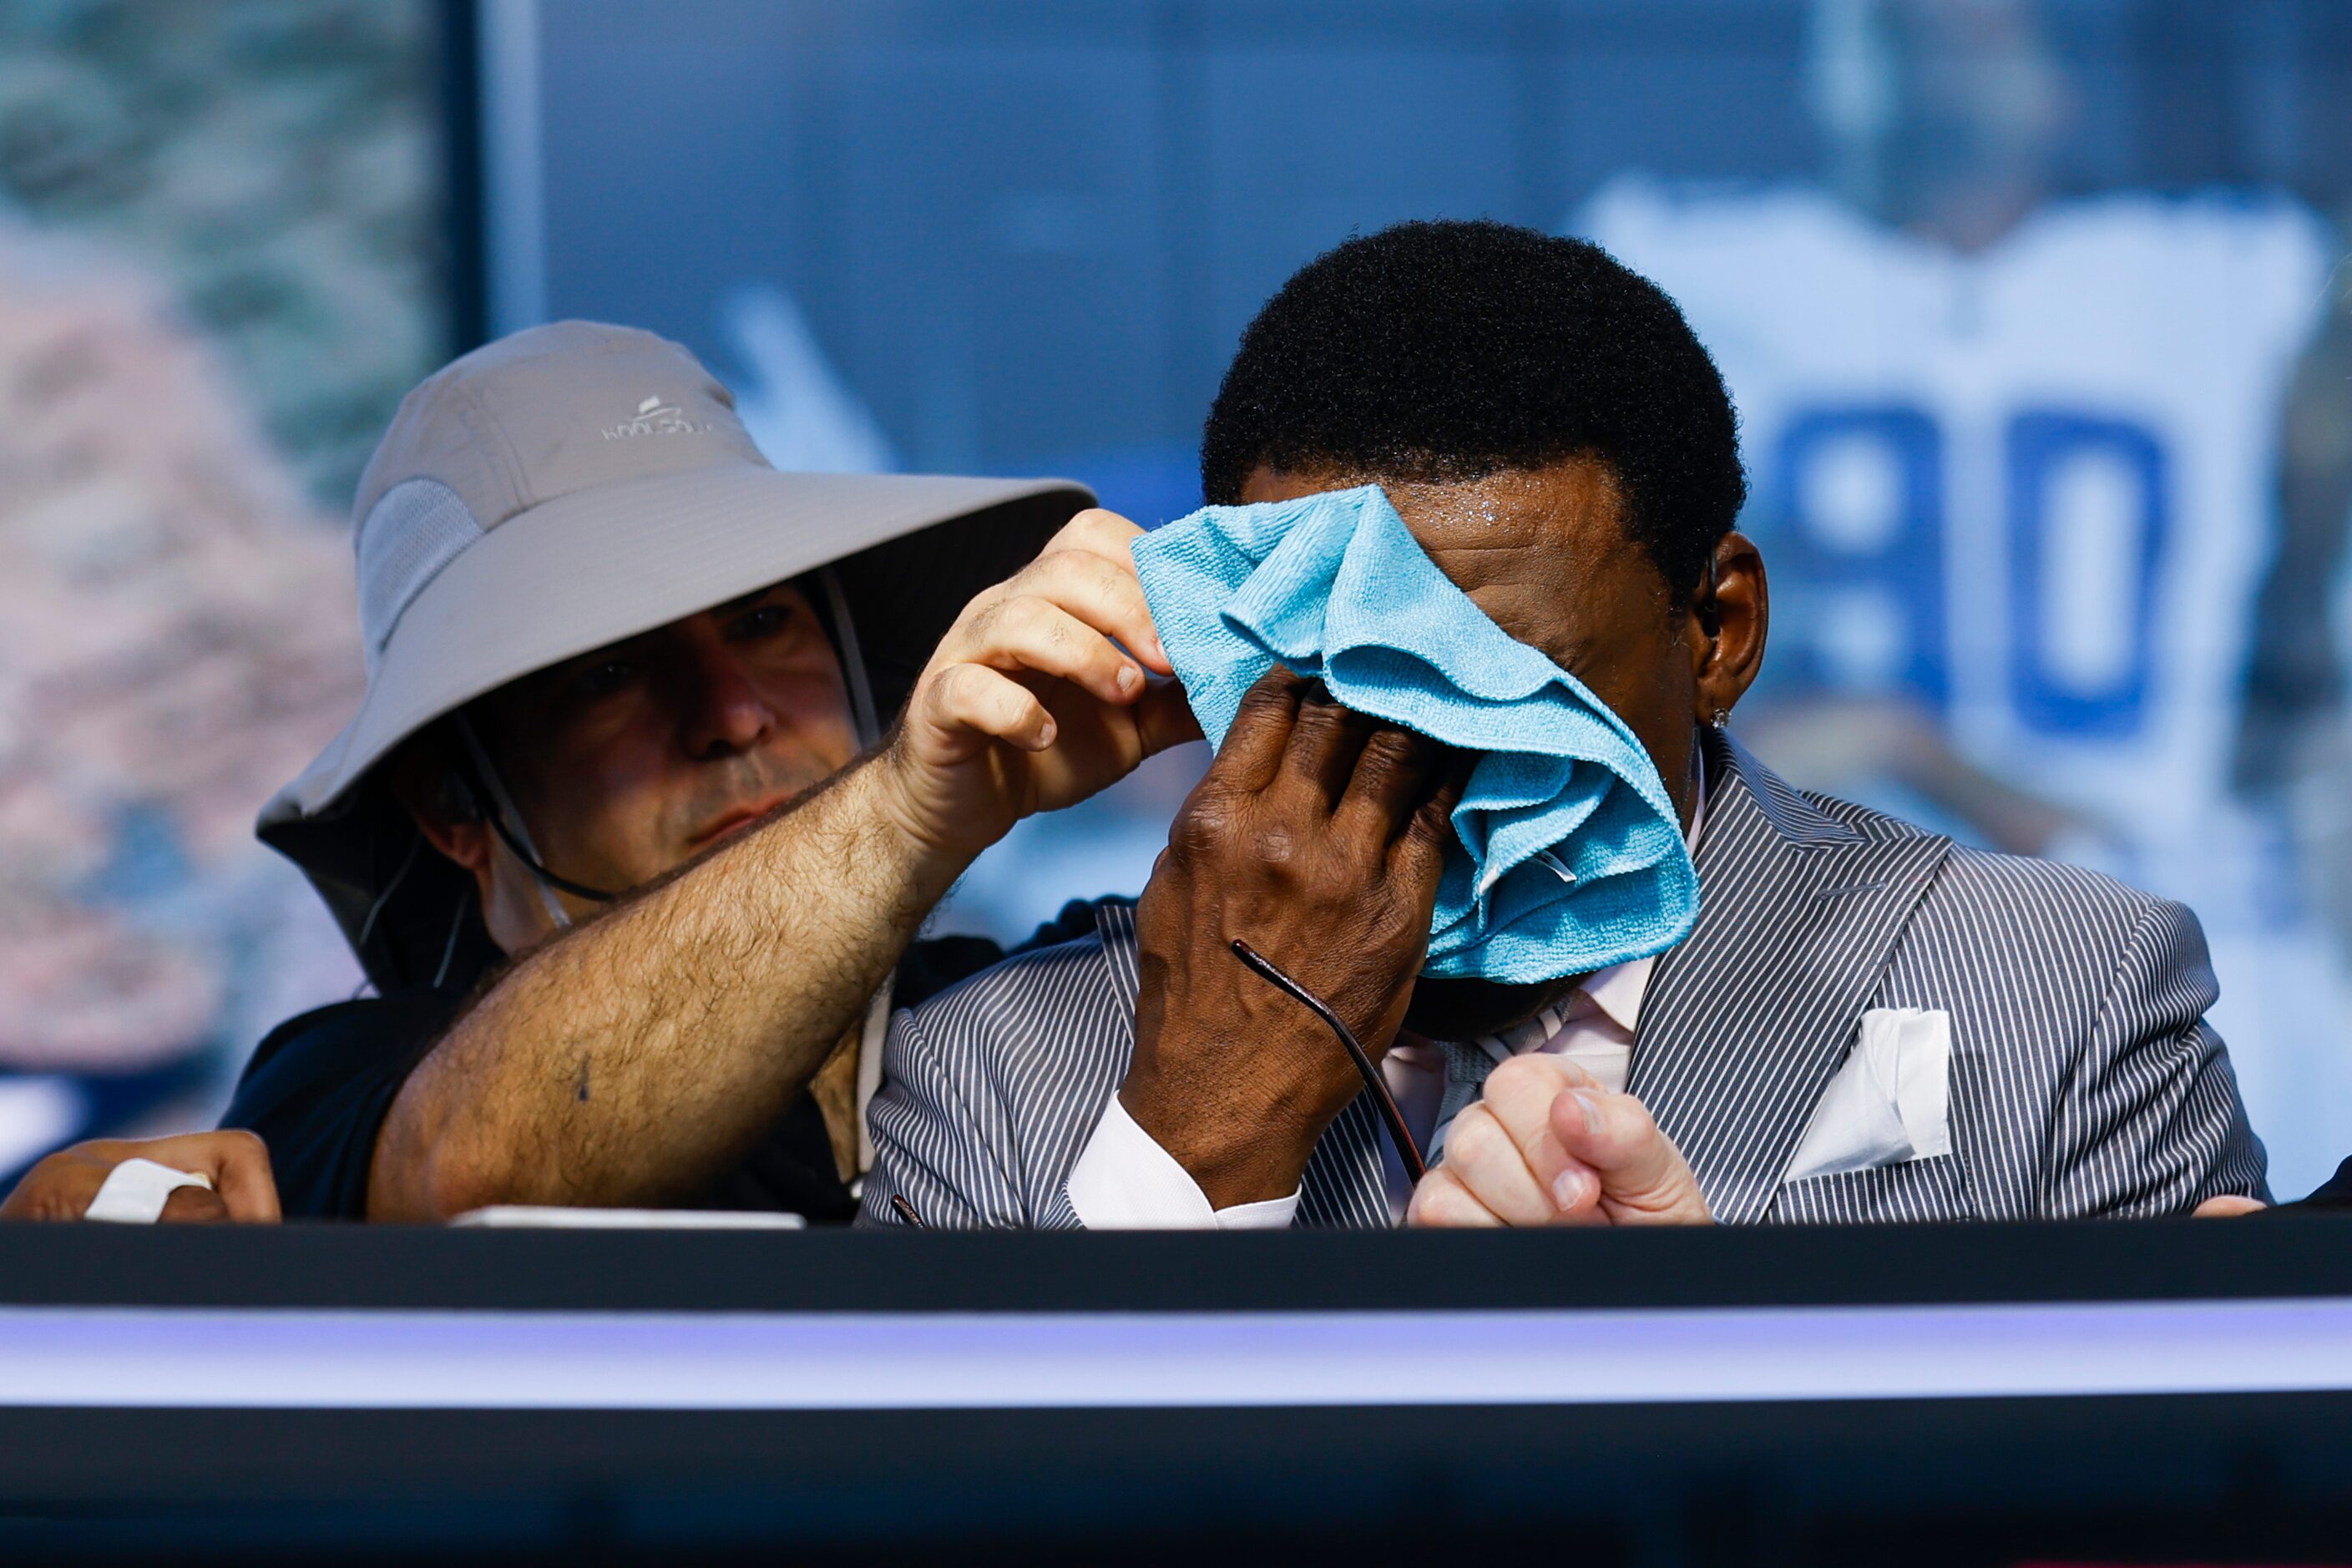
[1627,732,1952,1225]
[1297,1097,1391,1227]
[1093,904,1393,1229]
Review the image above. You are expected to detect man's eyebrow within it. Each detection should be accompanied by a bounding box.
[530,585,792,685]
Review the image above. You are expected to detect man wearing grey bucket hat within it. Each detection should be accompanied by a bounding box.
[224,321,1196,1222]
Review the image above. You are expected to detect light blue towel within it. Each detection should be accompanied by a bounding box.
[1131,484,1698,984]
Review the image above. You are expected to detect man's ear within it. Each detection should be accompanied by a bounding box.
[1687,530,1768,724]
[382,731,494,877]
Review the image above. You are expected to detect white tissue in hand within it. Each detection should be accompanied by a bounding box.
[82,1157,213,1224]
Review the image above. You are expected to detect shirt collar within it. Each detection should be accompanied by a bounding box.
[1577,951,1655,1034]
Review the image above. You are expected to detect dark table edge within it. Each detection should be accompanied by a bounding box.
[0,1213,2336,1313]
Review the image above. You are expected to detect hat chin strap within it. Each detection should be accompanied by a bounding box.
[817,565,883,748]
[447,574,881,937]
[450,713,614,930]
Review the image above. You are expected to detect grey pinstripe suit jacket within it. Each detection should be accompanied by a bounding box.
[862,731,2268,1228]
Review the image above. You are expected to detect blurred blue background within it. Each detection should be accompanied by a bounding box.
[7,0,2352,1198]
[489,0,2352,1191]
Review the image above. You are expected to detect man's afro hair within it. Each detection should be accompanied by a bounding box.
[1200,219,1746,601]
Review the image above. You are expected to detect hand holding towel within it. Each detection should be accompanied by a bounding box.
[1133,485,1698,984]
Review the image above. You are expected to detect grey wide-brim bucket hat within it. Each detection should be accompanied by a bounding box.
[263,321,1092,990]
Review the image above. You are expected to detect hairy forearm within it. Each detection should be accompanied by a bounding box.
[367,757,963,1221]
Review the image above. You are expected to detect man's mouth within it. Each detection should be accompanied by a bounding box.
[689,798,790,852]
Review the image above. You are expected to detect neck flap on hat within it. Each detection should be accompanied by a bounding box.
[1132,484,1699,984]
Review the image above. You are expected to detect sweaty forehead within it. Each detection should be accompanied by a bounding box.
[1235,457,1661,665]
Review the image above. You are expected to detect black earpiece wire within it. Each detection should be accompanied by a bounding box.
[472,792,622,903]
[1228,938,1427,1185]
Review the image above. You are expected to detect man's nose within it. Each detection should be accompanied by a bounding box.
[676,647,777,761]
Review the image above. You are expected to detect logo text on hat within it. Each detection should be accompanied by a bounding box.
[603,393,711,440]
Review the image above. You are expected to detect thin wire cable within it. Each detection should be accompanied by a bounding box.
[1228,938,1427,1185]
[479,808,620,903]
[818,565,883,746]
[451,712,619,913]
[354,827,425,951]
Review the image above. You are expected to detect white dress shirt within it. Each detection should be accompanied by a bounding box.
[1067,782,1700,1230]
[1065,952,1656,1228]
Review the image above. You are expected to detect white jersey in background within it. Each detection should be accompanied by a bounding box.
[1581,177,2344,1191]
[1581,179,2328,885]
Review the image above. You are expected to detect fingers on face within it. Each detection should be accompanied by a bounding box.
[1276,687,1378,807]
[1390,747,1473,882]
[1336,725,1446,842]
[1429,747,1476,822]
[1211,676,1465,925]
[1212,668,1310,790]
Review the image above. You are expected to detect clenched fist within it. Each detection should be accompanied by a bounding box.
[1407,1054,1712,1227]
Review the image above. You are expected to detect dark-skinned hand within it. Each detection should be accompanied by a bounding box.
[1120,668,1466,1208]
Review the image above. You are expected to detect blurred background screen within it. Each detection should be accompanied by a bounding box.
[8,0,2352,1199]
[0,2,454,1186]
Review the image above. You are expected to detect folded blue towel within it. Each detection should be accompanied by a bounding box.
[1132,484,1698,984]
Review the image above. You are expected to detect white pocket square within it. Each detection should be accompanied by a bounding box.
[1783,1007,1954,1183]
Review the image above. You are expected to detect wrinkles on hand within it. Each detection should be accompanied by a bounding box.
[1122,667,1469,1208]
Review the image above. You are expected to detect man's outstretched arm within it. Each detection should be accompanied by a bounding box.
[366,511,1197,1221]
